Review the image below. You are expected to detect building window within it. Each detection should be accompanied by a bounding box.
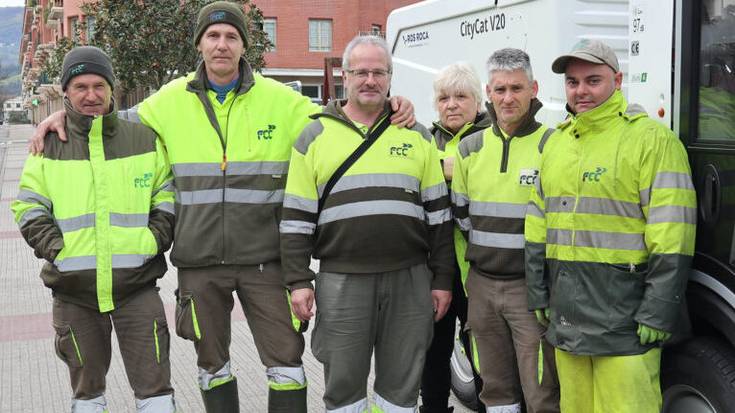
[86,16,96,41]
[16,103,21,108]
[371,24,382,36]
[69,16,79,41]
[262,18,276,51]
[309,19,332,52]
[302,85,320,100]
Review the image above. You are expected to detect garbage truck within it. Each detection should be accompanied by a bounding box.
[386,1,735,412]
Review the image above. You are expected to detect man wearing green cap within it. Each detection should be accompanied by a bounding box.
[524,39,696,412]
[13,46,176,413]
[29,2,415,412]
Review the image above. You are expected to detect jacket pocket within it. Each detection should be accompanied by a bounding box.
[175,294,201,341]
[606,264,646,330]
[153,317,170,364]
[53,323,83,368]
[549,270,576,327]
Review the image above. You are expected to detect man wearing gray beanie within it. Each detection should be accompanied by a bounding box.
[13,45,177,412]
[30,2,417,412]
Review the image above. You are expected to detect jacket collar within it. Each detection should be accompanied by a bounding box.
[562,89,627,135]
[64,97,118,141]
[486,97,543,138]
[313,99,393,137]
[431,111,491,141]
[186,57,255,96]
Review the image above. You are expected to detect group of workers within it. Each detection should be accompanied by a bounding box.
[11,1,696,412]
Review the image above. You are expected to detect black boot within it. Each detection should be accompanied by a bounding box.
[268,387,307,413]
[201,378,239,413]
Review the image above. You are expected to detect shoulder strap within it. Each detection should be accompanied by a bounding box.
[538,127,555,154]
[318,116,392,212]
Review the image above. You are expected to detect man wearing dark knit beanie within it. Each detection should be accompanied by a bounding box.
[14,45,177,412]
[30,3,417,412]
[60,46,116,93]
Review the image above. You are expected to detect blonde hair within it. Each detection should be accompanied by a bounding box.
[433,62,483,111]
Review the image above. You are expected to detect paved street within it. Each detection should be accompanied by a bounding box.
[0,123,472,412]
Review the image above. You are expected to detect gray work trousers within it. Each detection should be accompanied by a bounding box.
[312,263,436,412]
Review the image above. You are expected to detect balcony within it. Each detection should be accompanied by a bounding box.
[47,0,63,24]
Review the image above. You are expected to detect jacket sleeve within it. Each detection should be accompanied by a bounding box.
[635,126,696,332]
[11,154,64,262]
[451,143,471,242]
[280,124,321,291]
[286,88,321,144]
[148,138,175,254]
[525,156,549,311]
[419,128,455,291]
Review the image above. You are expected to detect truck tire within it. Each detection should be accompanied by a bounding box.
[450,336,479,411]
[662,337,735,413]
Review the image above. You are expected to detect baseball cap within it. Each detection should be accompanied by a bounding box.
[551,39,619,74]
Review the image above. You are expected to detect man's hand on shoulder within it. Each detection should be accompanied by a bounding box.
[29,110,66,155]
[389,96,416,128]
[290,287,315,322]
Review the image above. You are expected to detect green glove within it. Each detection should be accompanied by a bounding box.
[637,324,672,345]
[535,308,550,327]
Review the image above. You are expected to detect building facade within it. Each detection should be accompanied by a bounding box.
[19,0,420,121]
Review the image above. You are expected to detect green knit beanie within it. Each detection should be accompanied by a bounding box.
[193,1,248,48]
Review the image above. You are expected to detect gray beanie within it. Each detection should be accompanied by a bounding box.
[61,46,115,91]
[193,1,248,47]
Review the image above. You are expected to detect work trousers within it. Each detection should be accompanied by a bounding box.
[52,287,174,412]
[175,263,306,391]
[466,271,559,413]
[421,261,483,411]
[312,263,435,412]
[555,347,662,413]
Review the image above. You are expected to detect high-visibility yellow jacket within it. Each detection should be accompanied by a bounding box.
[525,90,696,355]
[280,101,455,291]
[137,59,319,268]
[452,99,552,280]
[12,99,174,312]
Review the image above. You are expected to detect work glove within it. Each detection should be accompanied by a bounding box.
[534,308,550,327]
[637,323,671,345]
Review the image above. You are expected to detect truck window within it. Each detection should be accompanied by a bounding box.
[698,1,735,140]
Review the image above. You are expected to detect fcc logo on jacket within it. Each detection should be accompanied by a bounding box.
[519,168,539,186]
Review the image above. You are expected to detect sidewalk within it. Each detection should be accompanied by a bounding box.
[0,124,472,412]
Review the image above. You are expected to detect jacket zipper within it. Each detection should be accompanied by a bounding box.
[500,135,512,173]
[220,95,239,264]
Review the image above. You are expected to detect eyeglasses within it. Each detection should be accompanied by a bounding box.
[345,68,392,79]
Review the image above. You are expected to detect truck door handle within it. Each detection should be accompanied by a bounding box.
[700,164,720,225]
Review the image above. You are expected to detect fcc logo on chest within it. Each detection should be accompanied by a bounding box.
[519,169,538,186]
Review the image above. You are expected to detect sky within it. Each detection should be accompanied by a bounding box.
[0,0,25,7]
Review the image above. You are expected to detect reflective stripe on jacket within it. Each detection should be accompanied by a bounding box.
[524,90,696,355]
[280,100,455,291]
[452,99,550,280]
[137,58,319,268]
[12,99,174,312]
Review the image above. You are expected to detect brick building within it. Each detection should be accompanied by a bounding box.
[19,0,420,121]
[255,0,419,101]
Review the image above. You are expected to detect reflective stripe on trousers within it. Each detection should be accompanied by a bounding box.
[267,366,307,390]
[326,397,368,413]
[136,394,175,413]
[198,361,233,391]
[486,403,522,413]
[374,393,415,412]
[71,395,107,413]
